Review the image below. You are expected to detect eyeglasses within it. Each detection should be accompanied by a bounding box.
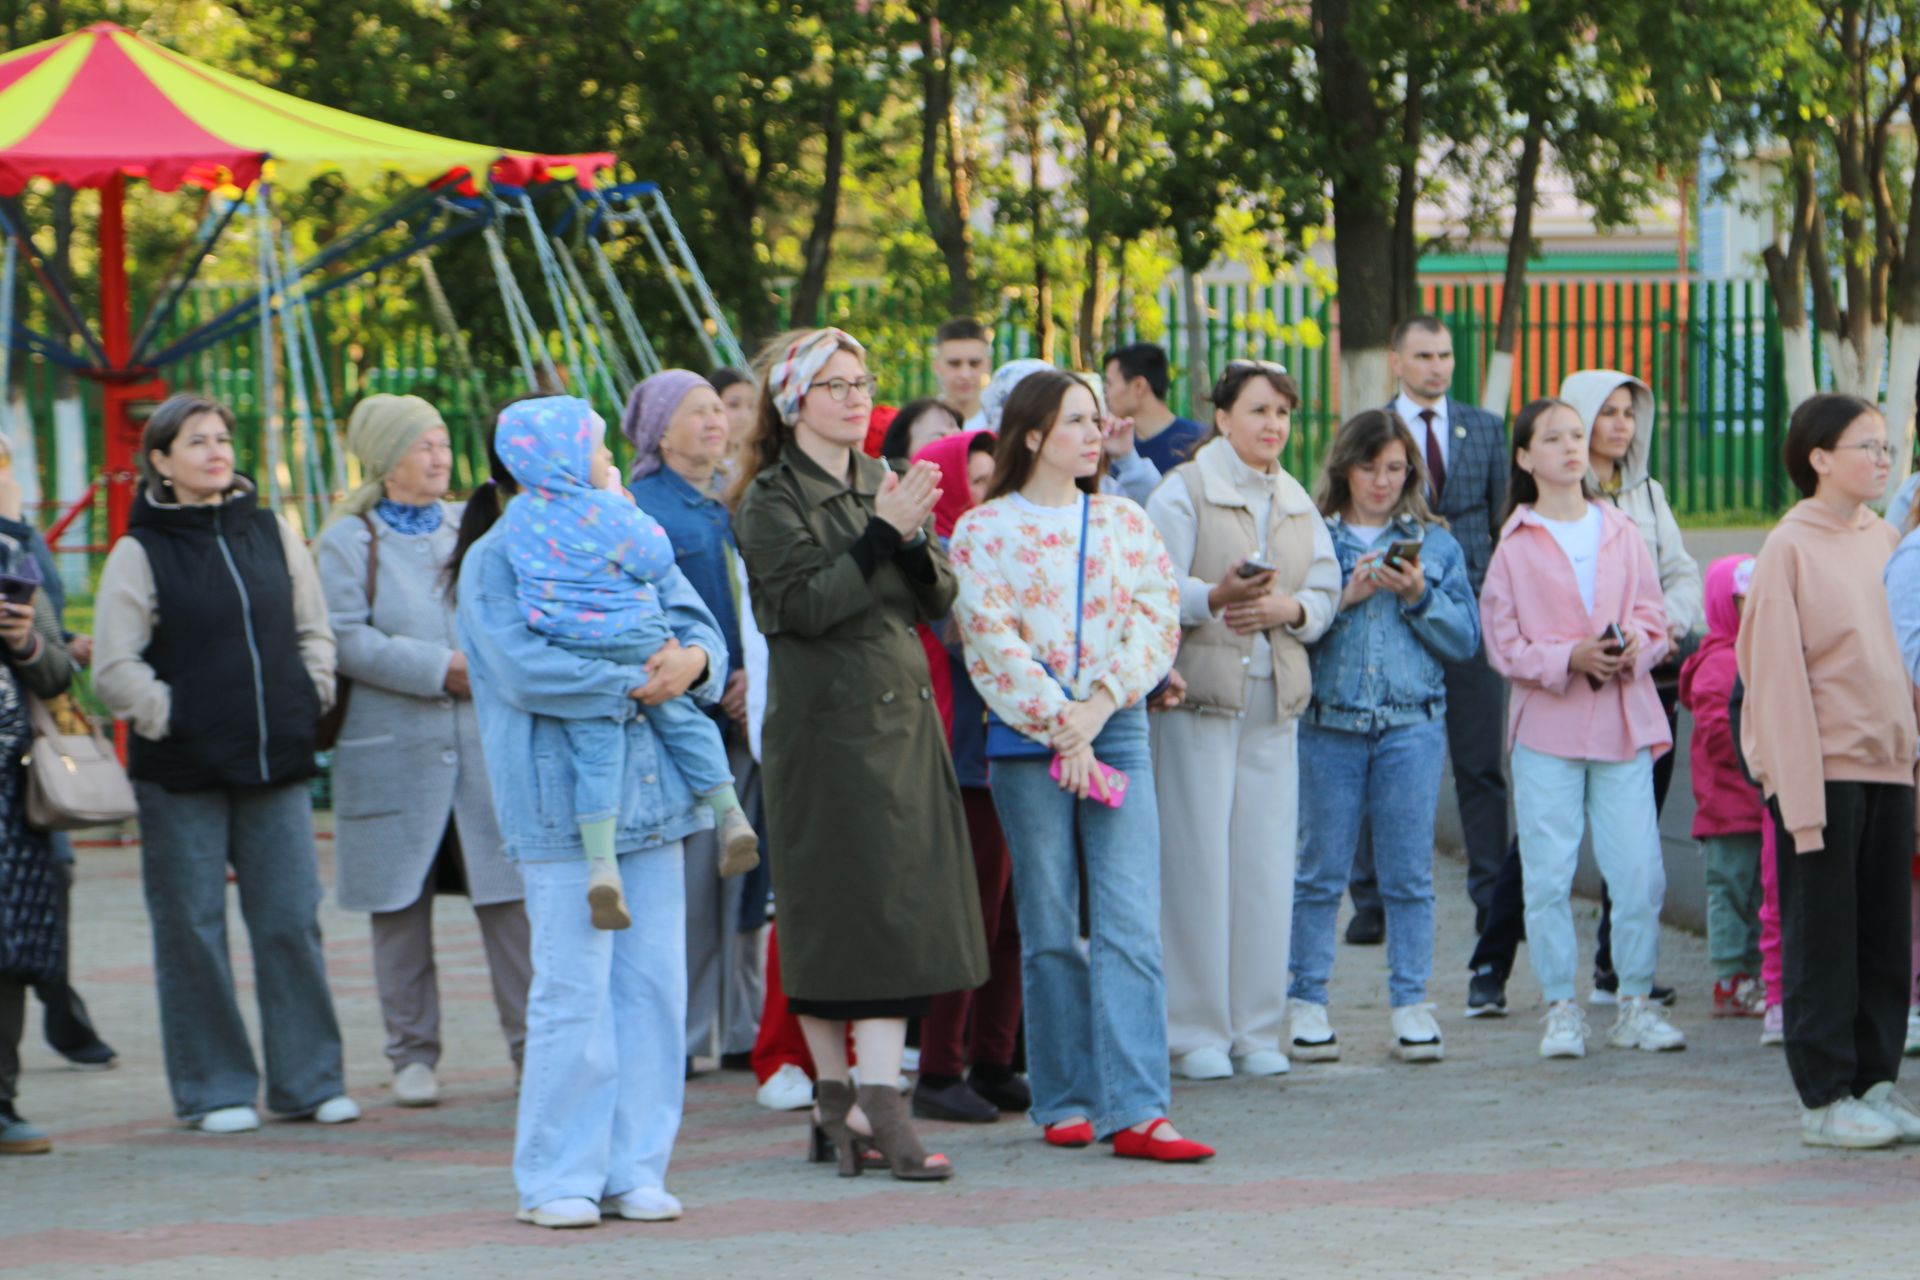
[1829,440,1893,459]
[807,376,876,403]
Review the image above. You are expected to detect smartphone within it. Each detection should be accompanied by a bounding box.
[1050,754,1130,808]
[1383,539,1423,568]
[0,555,40,606]
[1588,623,1627,690]
[1236,558,1276,579]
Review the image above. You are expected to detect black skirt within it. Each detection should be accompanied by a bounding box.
[788,995,933,1020]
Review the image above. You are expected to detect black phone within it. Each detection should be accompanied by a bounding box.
[1588,623,1627,690]
[1383,539,1423,568]
[0,573,35,606]
[1236,558,1276,579]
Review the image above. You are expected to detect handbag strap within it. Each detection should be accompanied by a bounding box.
[361,513,379,607]
[1070,493,1087,685]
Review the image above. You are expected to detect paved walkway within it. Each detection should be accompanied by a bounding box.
[5,834,1919,1278]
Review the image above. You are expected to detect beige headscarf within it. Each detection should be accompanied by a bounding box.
[328,394,444,525]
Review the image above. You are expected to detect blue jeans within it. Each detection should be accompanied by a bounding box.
[554,625,732,824]
[989,706,1169,1139]
[514,843,688,1208]
[1291,720,1446,1008]
[1510,745,1663,1004]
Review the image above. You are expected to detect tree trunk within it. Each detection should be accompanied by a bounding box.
[789,91,847,331]
[1481,116,1544,414]
[1389,59,1426,327]
[1076,239,1105,367]
[916,13,975,316]
[1315,0,1396,411]
[1762,135,1820,411]
[1778,323,1819,411]
[1882,103,1920,498]
[1025,109,1053,360]
[1181,266,1206,413]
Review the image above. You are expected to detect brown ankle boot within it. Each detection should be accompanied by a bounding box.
[856,1083,954,1181]
[808,1079,864,1176]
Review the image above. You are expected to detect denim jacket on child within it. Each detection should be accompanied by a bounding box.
[1304,514,1481,733]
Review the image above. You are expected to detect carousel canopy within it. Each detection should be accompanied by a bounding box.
[0,22,612,195]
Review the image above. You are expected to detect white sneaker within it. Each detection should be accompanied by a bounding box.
[755,1063,815,1112]
[313,1096,361,1125]
[1906,1006,1920,1056]
[1801,1098,1900,1149]
[393,1063,438,1108]
[1232,1049,1291,1077]
[1539,1001,1588,1059]
[1761,1003,1785,1047]
[196,1105,260,1134]
[602,1187,683,1221]
[1174,1047,1234,1080]
[1608,995,1687,1052]
[1390,1003,1445,1063]
[1288,1001,1340,1062]
[516,1197,602,1228]
[1861,1082,1920,1142]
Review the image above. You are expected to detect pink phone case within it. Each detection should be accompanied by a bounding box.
[1050,755,1130,808]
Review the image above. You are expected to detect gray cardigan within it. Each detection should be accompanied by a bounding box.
[315,505,521,912]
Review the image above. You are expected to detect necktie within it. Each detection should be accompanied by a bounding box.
[1420,408,1446,503]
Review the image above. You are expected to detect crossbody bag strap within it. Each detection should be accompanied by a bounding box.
[1071,493,1087,685]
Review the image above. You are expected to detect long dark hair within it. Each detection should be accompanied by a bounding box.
[985,370,1099,501]
[444,390,557,597]
[1315,409,1443,527]
[1502,397,1592,529]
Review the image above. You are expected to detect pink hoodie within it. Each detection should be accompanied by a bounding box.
[1480,501,1672,763]
[1679,555,1765,837]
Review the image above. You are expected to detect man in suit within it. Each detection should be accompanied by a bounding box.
[1345,316,1509,946]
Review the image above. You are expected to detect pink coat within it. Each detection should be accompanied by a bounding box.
[1480,502,1672,763]
[1678,554,1765,837]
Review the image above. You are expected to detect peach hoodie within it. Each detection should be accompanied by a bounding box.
[1735,499,1920,853]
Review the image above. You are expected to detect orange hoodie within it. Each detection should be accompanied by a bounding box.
[1735,499,1920,852]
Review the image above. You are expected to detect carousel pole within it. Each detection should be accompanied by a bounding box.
[99,173,137,542]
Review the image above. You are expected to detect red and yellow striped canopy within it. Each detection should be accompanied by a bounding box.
[0,23,613,196]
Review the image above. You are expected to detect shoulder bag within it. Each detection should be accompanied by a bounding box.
[984,495,1088,761]
[315,514,377,752]
[26,693,137,831]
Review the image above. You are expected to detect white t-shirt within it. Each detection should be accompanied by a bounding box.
[1538,506,1604,615]
[1345,523,1387,549]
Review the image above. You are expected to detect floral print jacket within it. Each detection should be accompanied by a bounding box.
[950,492,1181,742]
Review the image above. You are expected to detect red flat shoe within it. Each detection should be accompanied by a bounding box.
[1112,1118,1214,1163]
[1044,1119,1095,1148]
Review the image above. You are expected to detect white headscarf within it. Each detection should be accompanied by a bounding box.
[979,358,1055,433]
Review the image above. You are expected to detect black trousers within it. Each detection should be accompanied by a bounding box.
[1773,781,1911,1109]
[1352,644,1509,920]
[1468,685,1678,978]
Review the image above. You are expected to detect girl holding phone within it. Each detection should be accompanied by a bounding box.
[1480,398,1684,1061]
[1286,410,1479,1065]
[1144,359,1339,1082]
[950,370,1206,1162]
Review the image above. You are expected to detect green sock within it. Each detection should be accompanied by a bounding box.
[702,786,740,820]
[581,817,617,869]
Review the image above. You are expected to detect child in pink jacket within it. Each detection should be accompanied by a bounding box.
[1679,554,1766,1017]
[1481,398,1685,1061]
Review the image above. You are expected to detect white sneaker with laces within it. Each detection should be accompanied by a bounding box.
[1174,1047,1234,1080]
[517,1197,602,1228]
[1539,1001,1587,1059]
[1801,1098,1900,1149]
[313,1096,361,1125]
[1608,995,1687,1052]
[1288,1001,1340,1063]
[393,1063,438,1108]
[755,1063,815,1112]
[1232,1049,1291,1077]
[1905,1006,1920,1057]
[602,1187,683,1221]
[196,1105,260,1135]
[1390,1003,1444,1063]
[1861,1082,1920,1142]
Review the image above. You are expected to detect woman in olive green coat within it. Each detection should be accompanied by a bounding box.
[733,327,986,1181]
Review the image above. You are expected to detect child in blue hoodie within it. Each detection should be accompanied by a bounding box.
[497,395,758,930]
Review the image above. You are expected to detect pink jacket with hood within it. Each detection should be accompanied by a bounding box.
[1480,500,1672,763]
[1678,554,1765,837]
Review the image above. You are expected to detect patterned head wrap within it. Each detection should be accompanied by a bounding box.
[768,328,865,426]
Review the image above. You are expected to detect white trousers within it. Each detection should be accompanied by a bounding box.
[1151,681,1298,1058]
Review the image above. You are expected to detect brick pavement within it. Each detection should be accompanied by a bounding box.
[4,836,1919,1278]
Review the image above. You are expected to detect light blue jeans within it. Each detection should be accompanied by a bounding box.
[1290,719,1447,1008]
[1510,744,1664,1004]
[514,843,687,1209]
[989,706,1169,1140]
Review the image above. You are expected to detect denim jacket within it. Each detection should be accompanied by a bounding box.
[1303,515,1480,733]
[457,521,727,861]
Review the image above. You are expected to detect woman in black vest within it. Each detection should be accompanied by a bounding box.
[94,393,358,1135]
